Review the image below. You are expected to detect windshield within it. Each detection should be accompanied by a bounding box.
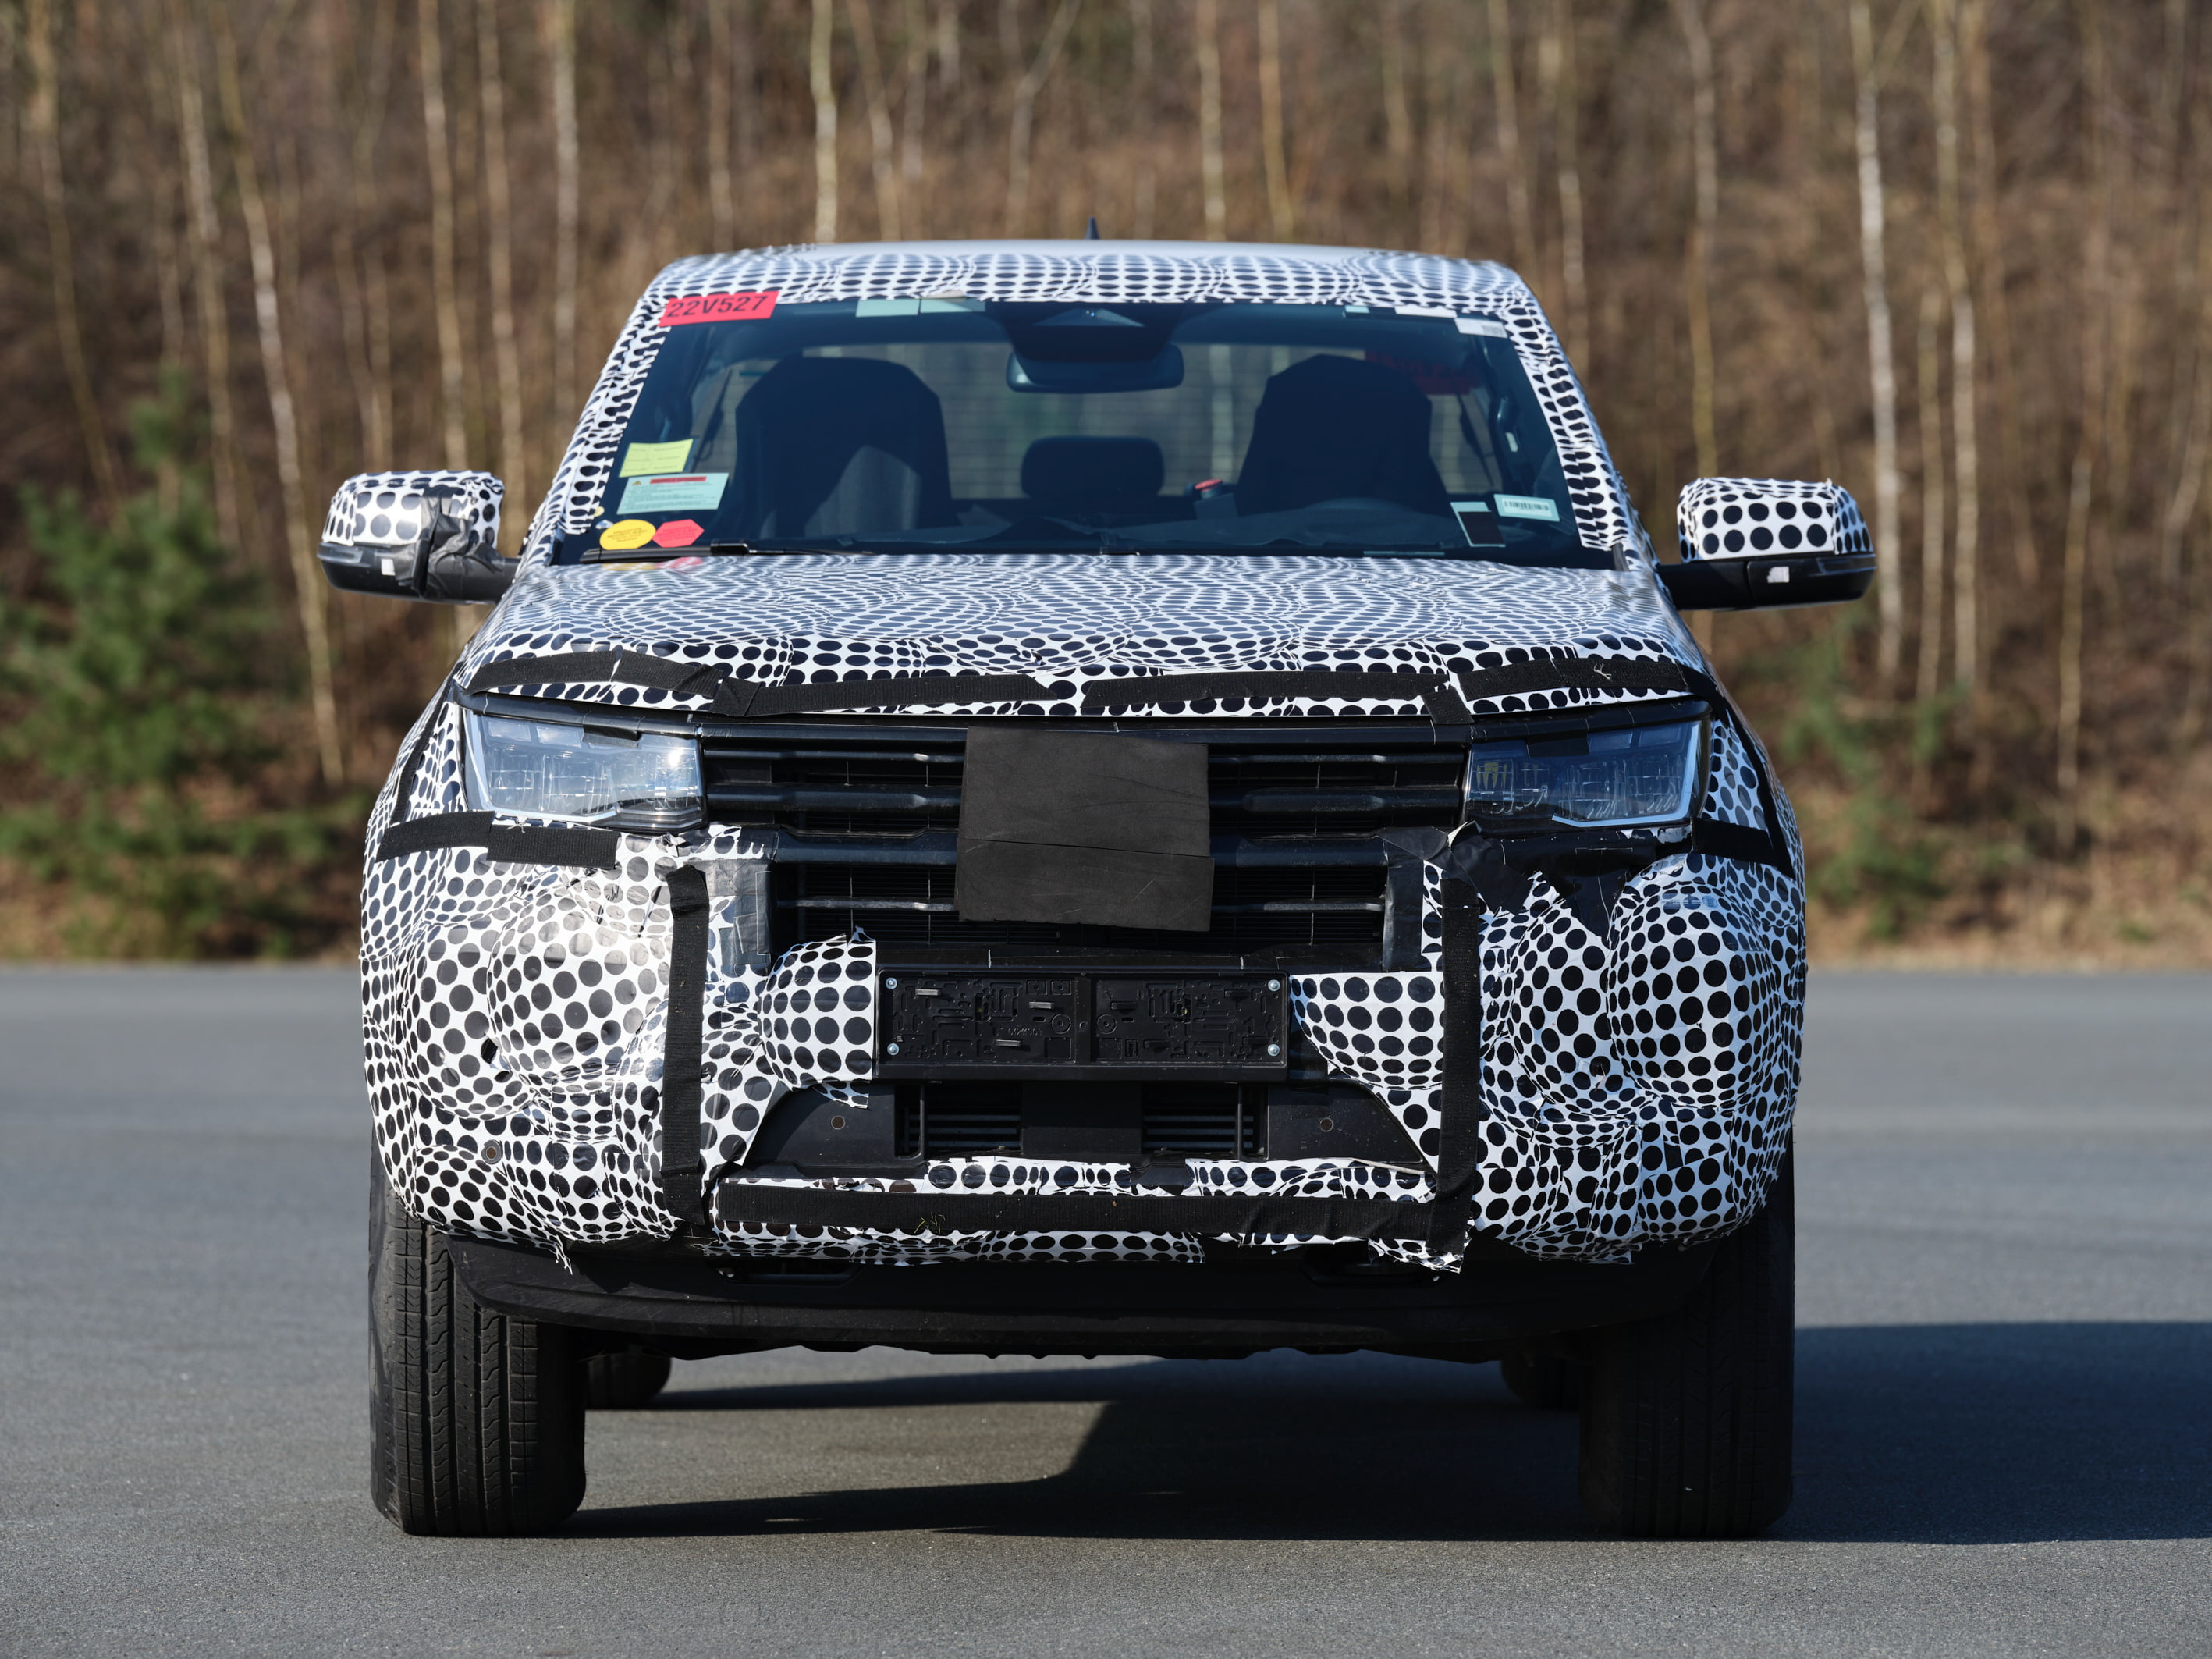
[561,298,1606,567]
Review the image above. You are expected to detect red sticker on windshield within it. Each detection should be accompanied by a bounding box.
[658,290,779,327]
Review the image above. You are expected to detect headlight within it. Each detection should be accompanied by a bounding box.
[1464,718,1706,828]
[463,709,702,830]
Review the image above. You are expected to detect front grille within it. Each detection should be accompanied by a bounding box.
[785,861,1383,960]
[701,725,1463,969]
[703,730,1465,840]
[893,1081,1262,1160]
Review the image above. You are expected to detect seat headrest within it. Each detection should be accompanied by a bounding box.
[1020,436,1166,512]
[1234,353,1450,519]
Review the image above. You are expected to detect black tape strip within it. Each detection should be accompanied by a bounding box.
[716,672,1056,718]
[1689,818,1790,874]
[713,1184,1435,1243]
[658,867,712,1227]
[1079,670,1445,710]
[1457,655,1710,704]
[1426,879,1488,1255]
[467,649,725,698]
[385,691,446,828]
[373,811,622,869]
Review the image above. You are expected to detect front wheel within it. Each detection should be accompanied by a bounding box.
[1576,1157,1795,1539]
[369,1160,588,1535]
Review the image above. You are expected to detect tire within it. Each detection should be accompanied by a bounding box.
[369,1159,588,1535]
[1576,1157,1795,1539]
[584,1345,673,1410]
[1500,1350,1581,1410]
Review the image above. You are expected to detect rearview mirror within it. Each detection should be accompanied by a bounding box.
[318,470,513,604]
[1659,477,1875,610]
[1006,346,1185,393]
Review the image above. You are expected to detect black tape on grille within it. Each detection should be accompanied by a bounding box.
[1426,875,1489,1256]
[658,866,712,1227]
[715,673,1057,718]
[373,811,622,870]
[467,648,726,698]
[713,1183,1435,1243]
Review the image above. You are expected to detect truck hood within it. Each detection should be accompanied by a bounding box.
[460,551,1702,717]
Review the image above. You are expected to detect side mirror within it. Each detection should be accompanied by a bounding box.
[1659,477,1875,610]
[318,471,513,604]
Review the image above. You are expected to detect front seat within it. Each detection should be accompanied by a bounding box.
[716,356,955,538]
[1020,435,1166,518]
[1233,353,1450,518]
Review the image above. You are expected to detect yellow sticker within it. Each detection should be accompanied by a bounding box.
[598,519,657,550]
[620,439,693,478]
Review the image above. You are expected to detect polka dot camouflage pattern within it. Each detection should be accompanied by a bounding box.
[357,240,1819,1274]
[1676,476,1872,563]
[322,469,503,550]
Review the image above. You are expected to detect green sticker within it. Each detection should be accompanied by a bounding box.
[1494,494,1561,522]
[617,472,728,513]
[620,439,693,478]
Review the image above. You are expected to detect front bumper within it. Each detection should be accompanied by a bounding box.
[446,1227,1720,1361]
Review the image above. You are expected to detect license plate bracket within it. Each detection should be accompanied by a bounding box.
[876,967,1290,1081]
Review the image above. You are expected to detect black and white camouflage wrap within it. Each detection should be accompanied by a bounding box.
[323,468,504,552]
[1677,476,1872,563]
[361,241,1809,1274]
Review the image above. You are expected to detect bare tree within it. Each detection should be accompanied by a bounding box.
[1849,0,1902,689]
[1538,3,1586,362]
[850,0,902,239]
[27,0,119,514]
[1487,0,1535,279]
[1381,0,1413,221]
[2056,0,2111,853]
[1128,0,1156,236]
[1930,0,1979,731]
[546,0,579,416]
[478,0,525,541]
[901,0,929,204]
[1006,0,1081,237]
[1677,0,1719,481]
[1915,284,1947,712]
[213,8,344,787]
[1259,0,1292,240]
[812,0,840,242]
[417,0,467,470]
[169,0,243,551]
[708,0,736,250]
[1196,0,1226,240]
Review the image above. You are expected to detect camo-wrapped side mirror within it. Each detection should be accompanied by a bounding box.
[318,470,513,604]
[1660,477,1875,611]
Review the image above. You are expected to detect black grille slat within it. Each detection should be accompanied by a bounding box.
[893,1082,1260,1160]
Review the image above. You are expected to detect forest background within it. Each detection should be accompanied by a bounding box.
[0,0,2207,963]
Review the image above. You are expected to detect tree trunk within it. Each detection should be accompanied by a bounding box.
[708,0,735,250]
[1915,283,1947,714]
[1487,0,1535,280]
[1007,0,1080,237]
[28,0,119,515]
[1381,0,1413,222]
[812,0,840,243]
[214,9,345,787]
[417,0,467,471]
[1196,0,1225,240]
[1677,0,1719,481]
[1850,0,1903,691]
[1539,3,1587,363]
[1127,0,1155,236]
[546,0,580,417]
[1930,0,1979,737]
[478,0,525,546]
[1259,0,1292,240]
[849,0,901,239]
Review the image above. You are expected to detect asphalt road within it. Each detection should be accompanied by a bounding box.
[2,968,2207,1658]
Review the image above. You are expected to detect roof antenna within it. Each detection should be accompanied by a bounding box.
[1085,216,1101,240]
